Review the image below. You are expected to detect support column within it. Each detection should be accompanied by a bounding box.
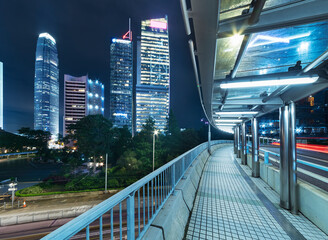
[234,127,237,154]
[237,125,241,158]
[208,123,211,154]
[289,101,298,214]
[251,117,260,177]
[280,105,290,209]
[241,122,247,165]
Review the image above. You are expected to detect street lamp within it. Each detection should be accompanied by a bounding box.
[153,130,158,171]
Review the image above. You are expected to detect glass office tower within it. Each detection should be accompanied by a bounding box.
[34,33,59,139]
[0,62,3,130]
[109,38,133,130]
[136,17,170,132]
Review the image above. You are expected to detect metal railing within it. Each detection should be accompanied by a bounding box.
[42,140,232,240]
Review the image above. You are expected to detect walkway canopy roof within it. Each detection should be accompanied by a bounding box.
[180,0,328,133]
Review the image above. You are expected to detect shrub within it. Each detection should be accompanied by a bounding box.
[108,179,119,188]
[20,185,44,195]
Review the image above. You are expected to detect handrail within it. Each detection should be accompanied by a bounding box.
[42,140,232,240]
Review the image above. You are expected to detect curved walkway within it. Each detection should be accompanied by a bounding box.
[186,145,327,240]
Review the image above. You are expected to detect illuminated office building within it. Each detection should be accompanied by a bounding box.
[34,33,59,139]
[136,17,170,132]
[87,78,104,115]
[109,34,133,130]
[64,75,104,136]
[0,62,3,130]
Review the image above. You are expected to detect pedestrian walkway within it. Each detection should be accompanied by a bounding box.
[186,145,328,240]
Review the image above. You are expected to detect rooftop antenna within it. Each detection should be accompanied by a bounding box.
[123,18,132,41]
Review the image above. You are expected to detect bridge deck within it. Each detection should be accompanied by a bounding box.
[186,145,327,240]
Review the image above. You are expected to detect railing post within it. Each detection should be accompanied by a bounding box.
[264,151,269,164]
[171,164,176,189]
[182,157,185,175]
[127,193,135,239]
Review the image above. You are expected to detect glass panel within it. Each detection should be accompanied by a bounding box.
[220,0,252,12]
[226,86,280,100]
[236,21,328,78]
[219,0,251,21]
[264,0,301,9]
[220,7,249,21]
[214,35,244,79]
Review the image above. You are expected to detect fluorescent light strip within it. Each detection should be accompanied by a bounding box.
[215,119,243,122]
[215,111,258,115]
[220,77,318,89]
[215,123,236,126]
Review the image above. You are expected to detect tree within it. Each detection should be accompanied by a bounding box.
[68,115,116,173]
[117,150,141,171]
[18,127,51,161]
[111,126,132,164]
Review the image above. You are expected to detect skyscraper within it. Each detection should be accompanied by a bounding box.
[64,75,88,136]
[109,26,133,131]
[0,62,3,130]
[63,74,104,136]
[34,33,59,139]
[136,17,170,132]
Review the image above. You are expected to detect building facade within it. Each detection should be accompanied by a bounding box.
[136,17,170,132]
[34,33,59,139]
[63,75,104,136]
[64,75,88,136]
[109,38,133,130]
[87,78,104,115]
[0,62,3,130]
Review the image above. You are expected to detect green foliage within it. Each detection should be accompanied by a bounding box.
[108,179,119,188]
[117,150,141,171]
[20,186,44,195]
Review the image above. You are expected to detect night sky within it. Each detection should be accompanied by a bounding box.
[0,0,205,133]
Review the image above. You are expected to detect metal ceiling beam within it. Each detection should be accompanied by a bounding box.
[231,34,252,79]
[180,0,191,35]
[215,97,283,105]
[188,0,220,126]
[217,0,328,38]
[280,78,328,103]
[302,49,328,73]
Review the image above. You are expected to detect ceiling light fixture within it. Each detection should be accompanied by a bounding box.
[220,76,318,89]
[215,111,258,115]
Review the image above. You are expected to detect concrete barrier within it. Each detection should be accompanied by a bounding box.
[0,205,95,226]
[142,143,227,240]
[256,160,328,235]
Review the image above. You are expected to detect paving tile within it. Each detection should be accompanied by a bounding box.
[185,145,328,240]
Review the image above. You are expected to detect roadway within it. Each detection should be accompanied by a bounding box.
[259,145,328,192]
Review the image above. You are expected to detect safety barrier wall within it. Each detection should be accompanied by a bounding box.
[246,151,328,234]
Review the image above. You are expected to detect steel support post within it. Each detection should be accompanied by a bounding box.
[251,118,260,177]
[234,127,237,154]
[237,126,241,158]
[241,122,247,165]
[289,101,298,214]
[279,105,290,209]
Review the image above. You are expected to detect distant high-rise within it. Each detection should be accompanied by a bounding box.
[34,33,59,139]
[63,74,104,136]
[109,25,133,131]
[64,75,88,136]
[0,62,3,130]
[136,17,170,132]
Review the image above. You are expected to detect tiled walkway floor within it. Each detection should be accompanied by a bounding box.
[186,145,328,240]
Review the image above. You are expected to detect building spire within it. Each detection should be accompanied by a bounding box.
[123,18,132,41]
